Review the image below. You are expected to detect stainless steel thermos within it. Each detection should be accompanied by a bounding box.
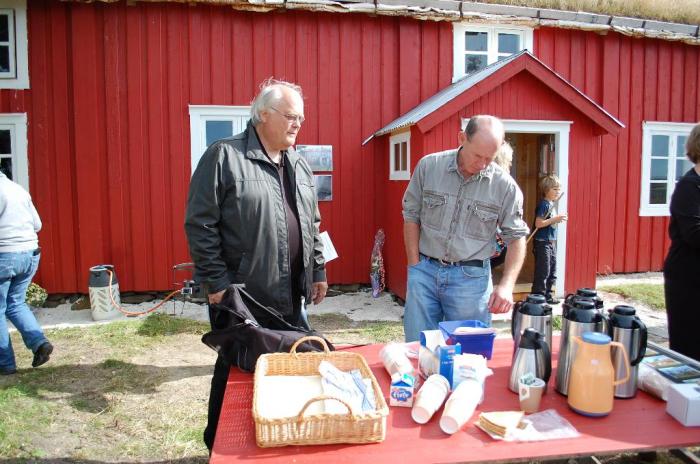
[555,298,606,395]
[509,328,552,393]
[512,294,553,356]
[608,305,647,398]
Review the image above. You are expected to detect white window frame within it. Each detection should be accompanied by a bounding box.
[0,112,28,190]
[0,0,28,89]
[639,121,695,217]
[389,131,410,181]
[188,105,250,174]
[452,23,533,82]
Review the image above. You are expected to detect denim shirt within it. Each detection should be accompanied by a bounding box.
[402,148,529,262]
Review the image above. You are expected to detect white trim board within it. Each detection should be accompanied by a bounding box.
[0,112,28,190]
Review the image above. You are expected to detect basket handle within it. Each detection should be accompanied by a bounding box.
[289,336,331,355]
[296,395,356,420]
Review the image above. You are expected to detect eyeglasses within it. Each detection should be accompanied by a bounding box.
[270,107,305,124]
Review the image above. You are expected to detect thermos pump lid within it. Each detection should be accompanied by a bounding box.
[518,294,552,316]
[612,305,636,316]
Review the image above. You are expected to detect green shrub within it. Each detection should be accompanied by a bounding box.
[26,282,48,308]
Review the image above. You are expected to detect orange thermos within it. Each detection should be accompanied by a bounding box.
[567,332,630,416]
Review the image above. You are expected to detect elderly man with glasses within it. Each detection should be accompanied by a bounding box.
[185,78,327,452]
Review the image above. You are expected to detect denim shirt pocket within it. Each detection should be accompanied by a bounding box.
[421,190,447,230]
[464,201,500,241]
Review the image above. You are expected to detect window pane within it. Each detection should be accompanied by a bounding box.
[0,129,10,154]
[0,45,9,73]
[393,143,400,171]
[205,120,233,146]
[649,183,667,204]
[677,135,687,157]
[0,15,8,42]
[465,32,487,52]
[0,157,11,180]
[465,54,488,74]
[651,134,669,157]
[676,159,692,180]
[400,142,408,171]
[498,33,520,54]
[650,159,668,181]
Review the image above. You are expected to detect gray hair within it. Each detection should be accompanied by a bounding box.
[250,78,303,125]
[464,115,505,142]
[494,141,513,171]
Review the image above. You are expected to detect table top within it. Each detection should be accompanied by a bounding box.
[210,338,700,464]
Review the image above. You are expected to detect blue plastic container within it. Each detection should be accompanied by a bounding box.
[438,320,496,359]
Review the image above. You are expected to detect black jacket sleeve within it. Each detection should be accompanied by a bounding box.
[671,175,700,250]
[184,142,232,294]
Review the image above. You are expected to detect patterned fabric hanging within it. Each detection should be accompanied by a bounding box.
[370,229,386,298]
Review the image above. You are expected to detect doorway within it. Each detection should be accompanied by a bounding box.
[498,132,556,290]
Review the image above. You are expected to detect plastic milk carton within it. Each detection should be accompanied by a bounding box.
[390,372,415,407]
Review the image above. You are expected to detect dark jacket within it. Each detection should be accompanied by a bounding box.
[664,168,700,280]
[185,121,326,316]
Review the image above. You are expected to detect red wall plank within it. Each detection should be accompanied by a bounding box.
[12,2,700,294]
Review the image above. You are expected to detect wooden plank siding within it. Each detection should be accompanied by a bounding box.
[8,0,700,294]
[17,0,455,292]
[535,28,700,276]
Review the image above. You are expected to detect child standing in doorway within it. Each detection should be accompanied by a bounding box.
[531,175,567,304]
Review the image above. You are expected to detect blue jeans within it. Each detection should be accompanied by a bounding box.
[403,255,492,342]
[0,250,46,372]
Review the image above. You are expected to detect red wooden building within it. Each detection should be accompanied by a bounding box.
[1,0,698,296]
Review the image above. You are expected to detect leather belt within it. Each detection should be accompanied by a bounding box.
[422,254,484,268]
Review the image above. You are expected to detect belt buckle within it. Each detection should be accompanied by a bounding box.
[438,258,455,266]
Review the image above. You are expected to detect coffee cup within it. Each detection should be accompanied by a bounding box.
[411,374,450,424]
[519,377,546,413]
[439,379,482,434]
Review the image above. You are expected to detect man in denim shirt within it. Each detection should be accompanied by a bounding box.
[402,115,529,342]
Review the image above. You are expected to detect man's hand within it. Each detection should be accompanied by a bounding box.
[208,289,226,305]
[311,281,328,305]
[488,284,514,314]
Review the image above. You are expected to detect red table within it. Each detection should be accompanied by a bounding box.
[211,338,700,463]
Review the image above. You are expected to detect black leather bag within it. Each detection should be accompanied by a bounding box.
[201,285,334,372]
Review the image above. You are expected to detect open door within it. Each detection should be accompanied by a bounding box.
[493,132,556,298]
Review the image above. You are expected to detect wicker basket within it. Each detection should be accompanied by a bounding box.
[253,336,389,447]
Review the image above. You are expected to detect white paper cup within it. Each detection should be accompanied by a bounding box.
[439,379,482,434]
[411,374,450,424]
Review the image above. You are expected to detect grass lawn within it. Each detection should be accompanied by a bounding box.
[599,283,666,311]
[0,312,402,460]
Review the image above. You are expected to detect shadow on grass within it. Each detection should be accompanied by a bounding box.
[0,360,212,413]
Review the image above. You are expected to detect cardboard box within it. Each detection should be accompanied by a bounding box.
[389,373,415,407]
[418,330,461,387]
[666,383,700,427]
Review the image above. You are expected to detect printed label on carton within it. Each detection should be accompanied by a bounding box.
[390,373,415,407]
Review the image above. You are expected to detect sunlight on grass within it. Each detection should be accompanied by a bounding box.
[599,283,666,311]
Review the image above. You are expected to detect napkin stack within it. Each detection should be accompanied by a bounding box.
[478,411,525,438]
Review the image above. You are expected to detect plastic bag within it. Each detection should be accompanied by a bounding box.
[509,409,580,442]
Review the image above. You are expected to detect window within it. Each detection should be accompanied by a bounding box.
[188,105,250,174]
[0,113,28,190]
[640,122,695,216]
[0,0,28,89]
[452,24,533,81]
[389,131,410,181]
